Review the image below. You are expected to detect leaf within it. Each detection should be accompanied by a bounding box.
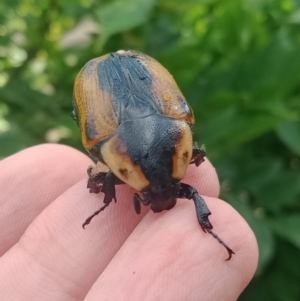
[195,108,283,159]
[227,197,275,274]
[255,171,300,212]
[277,121,300,156]
[193,42,300,103]
[268,215,300,249]
[0,125,37,158]
[96,0,157,38]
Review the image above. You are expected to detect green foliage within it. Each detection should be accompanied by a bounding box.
[96,0,157,39]
[1,0,300,299]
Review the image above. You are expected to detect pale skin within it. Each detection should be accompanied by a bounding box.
[0,144,258,301]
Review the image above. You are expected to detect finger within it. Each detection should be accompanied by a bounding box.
[0,158,220,300]
[0,144,92,255]
[0,179,145,301]
[183,158,220,198]
[84,197,258,301]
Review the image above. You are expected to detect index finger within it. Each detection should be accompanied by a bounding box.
[0,144,92,255]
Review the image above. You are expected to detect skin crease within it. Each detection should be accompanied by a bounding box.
[0,144,258,301]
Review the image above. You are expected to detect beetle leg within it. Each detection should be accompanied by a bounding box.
[87,169,107,194]
[82,203,109,229]
[178,183,212,230]
[83,172,118,228]
[133,193,142,214]
[177,183,235,260]
[87,167,124,194]
[133,193,151,214]
[190,144,206,166]
[101,171,118,204]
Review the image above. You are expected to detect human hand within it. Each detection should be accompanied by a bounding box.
[0,144,258,301]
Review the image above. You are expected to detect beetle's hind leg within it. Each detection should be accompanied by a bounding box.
[177,183,235,260]
[190,143,206,166]
[83,171,121,228]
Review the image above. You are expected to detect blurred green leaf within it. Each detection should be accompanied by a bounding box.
[96,0,157,38]
[0,125,37,158]
[269,215,300,249]
[197,108,283,158]
[277,121,300,155]
[227,197,275,273]
[255,172,300,212]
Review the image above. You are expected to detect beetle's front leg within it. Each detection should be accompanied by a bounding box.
[87,165,124,194]
[178,183,212,230]
[190,143,206,166]
[83,171,120,228]
[177,183,235,260]
[87,166,107,194]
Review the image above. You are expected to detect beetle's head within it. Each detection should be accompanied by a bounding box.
[142,182,181,212]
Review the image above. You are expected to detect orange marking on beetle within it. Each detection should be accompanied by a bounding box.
[73,55,119,151]
[164,95,171,101]
[118,168,129,180]
[135,52,195,124]
[172,121,193,180]
[182,151,190,165]
[101,135,150,191]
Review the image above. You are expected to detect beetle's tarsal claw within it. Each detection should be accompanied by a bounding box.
[206,228,235,260]
[177,183,234,260]
[82,203,109,229]
[83,171,118,227]
[200,226,207,233]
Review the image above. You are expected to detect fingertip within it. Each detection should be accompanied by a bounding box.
[203,197,259,298]
[83,193,258,301]
[183,158,220,198]
[0,144,93,254]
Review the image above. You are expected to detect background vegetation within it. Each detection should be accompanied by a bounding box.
[1,0,300,299]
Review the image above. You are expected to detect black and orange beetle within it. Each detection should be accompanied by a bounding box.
[72,50,234,260]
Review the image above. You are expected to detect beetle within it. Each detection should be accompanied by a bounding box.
[72,50,234,260]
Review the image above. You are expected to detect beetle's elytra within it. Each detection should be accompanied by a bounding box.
[72,50,234,260]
